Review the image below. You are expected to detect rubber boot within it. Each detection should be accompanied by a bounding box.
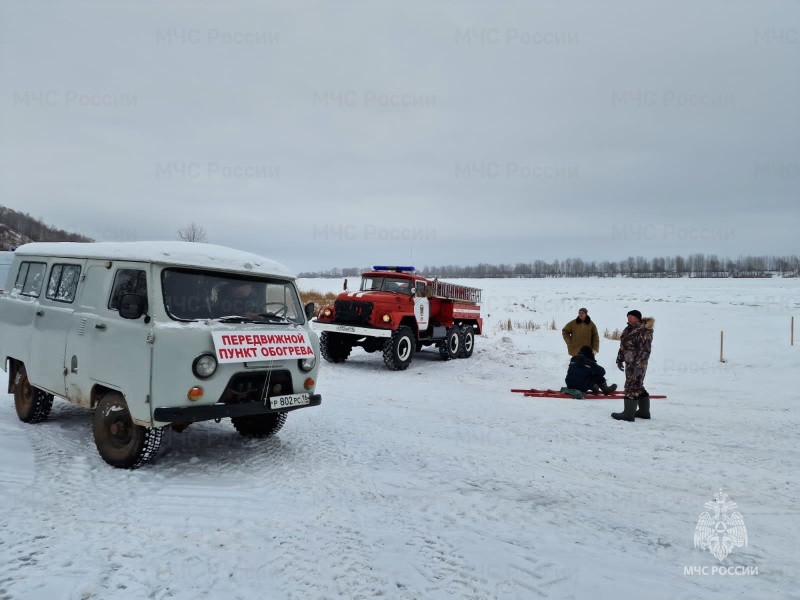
[611,397,637,421]
[600,382,618,396]
[635,394,651,419]
[590,384,601,395]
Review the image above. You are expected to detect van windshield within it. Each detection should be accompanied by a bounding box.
[161,268,305,323]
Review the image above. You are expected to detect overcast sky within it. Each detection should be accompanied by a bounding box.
[1,1,797,273]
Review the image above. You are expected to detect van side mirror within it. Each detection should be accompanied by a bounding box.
[304,302,315,320]
[120,294,146,320]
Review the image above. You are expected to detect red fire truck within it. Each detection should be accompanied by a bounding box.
[312,266,483,370]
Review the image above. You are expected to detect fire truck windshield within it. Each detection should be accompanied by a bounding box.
[360,276,413,295]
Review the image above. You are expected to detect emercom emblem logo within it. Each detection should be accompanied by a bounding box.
[693,489,748,561]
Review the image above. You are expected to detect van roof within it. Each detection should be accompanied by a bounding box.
[13,241,294,278]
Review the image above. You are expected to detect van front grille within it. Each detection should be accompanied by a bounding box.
[220,370,294,404]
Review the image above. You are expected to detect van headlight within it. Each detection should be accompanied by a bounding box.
[193,353,218,378]
[298,355,316,372]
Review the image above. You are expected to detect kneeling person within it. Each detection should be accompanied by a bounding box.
[565,346,618,395]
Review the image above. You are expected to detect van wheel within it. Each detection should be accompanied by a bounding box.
[439,327,461,361]
[383,326,414,370]
[459,325,475,358]
[232,412,287,437]
[320,332,352,363]
[14,368,54,424]
[93,392,163,469]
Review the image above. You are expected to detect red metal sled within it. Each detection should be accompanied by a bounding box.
[511,388,667,399]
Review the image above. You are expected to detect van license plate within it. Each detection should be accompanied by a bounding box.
[269,393,310,409]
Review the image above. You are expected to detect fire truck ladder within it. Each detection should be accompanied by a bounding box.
[432,280,482,304]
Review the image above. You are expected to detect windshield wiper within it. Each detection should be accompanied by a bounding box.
[254,312,291,323]
[217,313,291,324]
[217,315,254,323]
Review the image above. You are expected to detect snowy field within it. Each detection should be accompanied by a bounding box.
[1,276,798,600]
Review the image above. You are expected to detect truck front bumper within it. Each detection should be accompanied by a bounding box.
[153,394,322,423]
[311,320,393,337]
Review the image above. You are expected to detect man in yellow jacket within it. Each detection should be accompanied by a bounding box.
[562,307,599,357]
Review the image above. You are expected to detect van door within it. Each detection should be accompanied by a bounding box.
[83,263,154,425]
[29,261,83,396]
[65,262,113,407]
[0,260,47,378]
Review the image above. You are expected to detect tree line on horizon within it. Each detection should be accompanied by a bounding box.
[1,206,795,279]
[298,254,800,279]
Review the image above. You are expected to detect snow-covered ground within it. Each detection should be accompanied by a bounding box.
[1,277,798,600]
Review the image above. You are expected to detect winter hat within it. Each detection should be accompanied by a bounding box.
[579,345,594,359]
[578,307,588,314]
[627,309,642,320]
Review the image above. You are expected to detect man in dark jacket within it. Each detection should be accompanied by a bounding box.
[612,309,655,421]
[565,346,618,395]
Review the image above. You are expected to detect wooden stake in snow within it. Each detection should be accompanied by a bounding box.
[720,331,726,363]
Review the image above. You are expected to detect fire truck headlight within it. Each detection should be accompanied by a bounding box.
[382,314,391,323]
[322,308,332,317]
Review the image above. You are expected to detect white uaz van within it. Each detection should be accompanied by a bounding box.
[0,242,321,469]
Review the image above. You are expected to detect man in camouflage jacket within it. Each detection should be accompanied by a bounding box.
[613,309,655,421]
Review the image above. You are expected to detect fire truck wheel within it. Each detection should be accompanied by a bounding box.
[459,325,475,358]
[320,332,352,363]
[439,327,461,361]
[383,326,414,370]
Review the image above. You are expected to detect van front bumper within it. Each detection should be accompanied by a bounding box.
[153,394,322,423]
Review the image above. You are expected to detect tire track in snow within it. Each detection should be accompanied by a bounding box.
[0,401,171,599]
[398,483,570,599]
[0,402,100,595]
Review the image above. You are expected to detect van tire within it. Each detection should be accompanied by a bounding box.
[93,392,163,469]
[14,368,54,424]
[232,412,287,438]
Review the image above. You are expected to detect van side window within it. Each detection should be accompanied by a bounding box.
[13,263,29,291]
[109,269,148,311]
[14,261,47,297]
[46,264,82,303]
